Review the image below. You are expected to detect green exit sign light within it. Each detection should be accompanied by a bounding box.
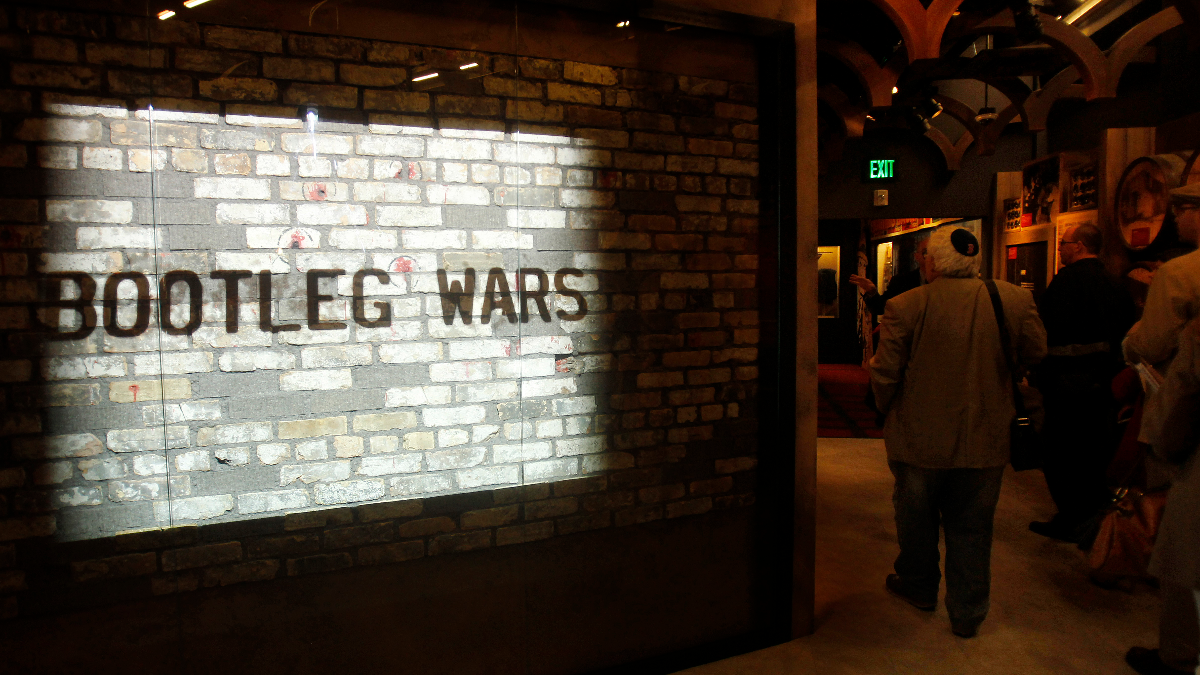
[868,159,895,180]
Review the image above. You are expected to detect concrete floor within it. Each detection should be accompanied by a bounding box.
[679,437,1161,675]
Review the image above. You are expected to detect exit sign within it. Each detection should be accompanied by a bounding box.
[865,159,896,181]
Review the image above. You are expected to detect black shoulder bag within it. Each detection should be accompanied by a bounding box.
[985,280,1042,471]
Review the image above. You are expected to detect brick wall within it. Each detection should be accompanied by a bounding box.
[0,5,761,618]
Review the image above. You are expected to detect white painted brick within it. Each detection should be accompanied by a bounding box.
[76,227,156,249]
[277,327,351,345]
[536,419,564,438]
[390,474,454,496]
[218,351,295,372]
[426,184,490,205]
[534,167,561,185]
[472,230,533,249]
[43,93,129,118]
[297,203,368,225]
[448,340,511,360]
[556,147,611,167]
[238,489,309,514]
[214,447,250,466]
[154,495,234,522]
[518,336,574,355]
[354,321,422,342]
[336,157,370,179]
[82,147,122,170]
[257,443,290,465]
[384,385,452,407]
[378,342,443,363]
[142,400,222,425]
[565,417,592,435]
[226,110,303,129]
[429,361,492,382]
[493,143,555,164]
[197,422,271,447]
[442,163,468,183]
[294,251,365,271]
[561,189,614,208]
[38,146,77,169]
[377,205,442,227]
[193,327,273,349]
[426,138,490,160]
[12,434,102,460]
[106,426,190,453]
[246,226,320,249]
[554,396,598,417]
[80,457,125,481]
[15,118,101,142]
[256,154,291,176]
[298,156,332,177]
[216,203,290,225]
[128,148,168,172]
[524,458,579,482]
[110,477,187,502]
[574,252,624,270]
[40,355,126,380]
[334,436,363,458]
[438,429,469,447]
[403,432,434,450]
[279,181,350,201]
[131,453,167,476]
[357,454,421,476]
[367,114,435,135]
[355,135,424,157]
[301,345,372,368]
[46,199,133,223]
[281,133,354,154]
[296,439,329,461]
[353,182,421,203]
[504,421,533,440]
[401,229,466,249]
[175,449,212,472]
[370,436,399,453]
[195,177,271,200]
[280,369,353,391]
[280,460,352,485]
[523,377,578,398]
[556,435,607,456]
[314,479,386,504]
[455,381,518,403]
[505,167,531,185]
[472,425,500,443]
[426,447,485,470]
[422,406,486,427]
[329,228,397,249]
[512,130,571,145]
[132,352,213,375]
[505,209,565,229]
[495,357,556,379]
[104,331,190,352]
[456,465,519,489]
[472,164,500,183]
[213,252,289,273]
[426,319,493,339]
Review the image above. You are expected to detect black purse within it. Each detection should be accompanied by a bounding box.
[985,280,1043,471]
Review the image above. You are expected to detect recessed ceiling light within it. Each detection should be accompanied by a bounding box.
[182,0,212,7]
[413,72,439,82]
[616,20,630,28]
[459,63,479,70]
[157,9,176,19]
[891,86,899,94]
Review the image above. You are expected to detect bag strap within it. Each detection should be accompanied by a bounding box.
[984,279,1028,417]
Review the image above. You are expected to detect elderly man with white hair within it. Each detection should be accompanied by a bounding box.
[870,226,1047,638]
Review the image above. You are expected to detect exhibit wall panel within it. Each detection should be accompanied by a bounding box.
[0,2,770,629]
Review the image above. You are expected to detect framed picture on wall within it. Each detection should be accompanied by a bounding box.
[1022,155,1061,227]
[875,241,894,295]
[817,246,840,319]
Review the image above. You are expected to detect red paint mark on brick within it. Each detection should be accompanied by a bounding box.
[390,257,415,273]
[129,385,140,402]
[504,344,512,357]
[289,230,307,248]
[408,162,418,180]
[555,359,570,373]
[307,183,328,201]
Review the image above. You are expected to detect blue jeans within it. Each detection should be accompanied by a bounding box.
[889,461,1006,629]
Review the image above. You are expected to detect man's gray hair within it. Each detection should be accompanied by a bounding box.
[926,226,980,278]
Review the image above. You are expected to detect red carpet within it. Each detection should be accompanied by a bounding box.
[817,364,883,438]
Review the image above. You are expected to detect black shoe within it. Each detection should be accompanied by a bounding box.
[951,622,979,638]
[885,574,936,611]
[1029,520,1077,543]
[1125,647,1194,674]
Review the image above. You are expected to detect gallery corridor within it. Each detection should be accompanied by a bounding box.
[680,438,1161,675]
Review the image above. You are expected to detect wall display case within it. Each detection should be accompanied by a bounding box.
[1022,155,1061,228]
[1065,165,1098,211]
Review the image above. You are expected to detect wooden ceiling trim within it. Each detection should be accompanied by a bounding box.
[818,38,901,108]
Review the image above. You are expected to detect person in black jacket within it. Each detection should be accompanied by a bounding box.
[1030,223,1136,542]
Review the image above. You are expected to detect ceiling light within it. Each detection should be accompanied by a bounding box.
[413,72,439,82]
[891,86,899,95]
[920,97,943,120]
[865,114,875,121]
[975,107,999,124]
[459,63,478,70]
[182,0,212,7]
[157,9,176,19]
[616,20,630,28]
